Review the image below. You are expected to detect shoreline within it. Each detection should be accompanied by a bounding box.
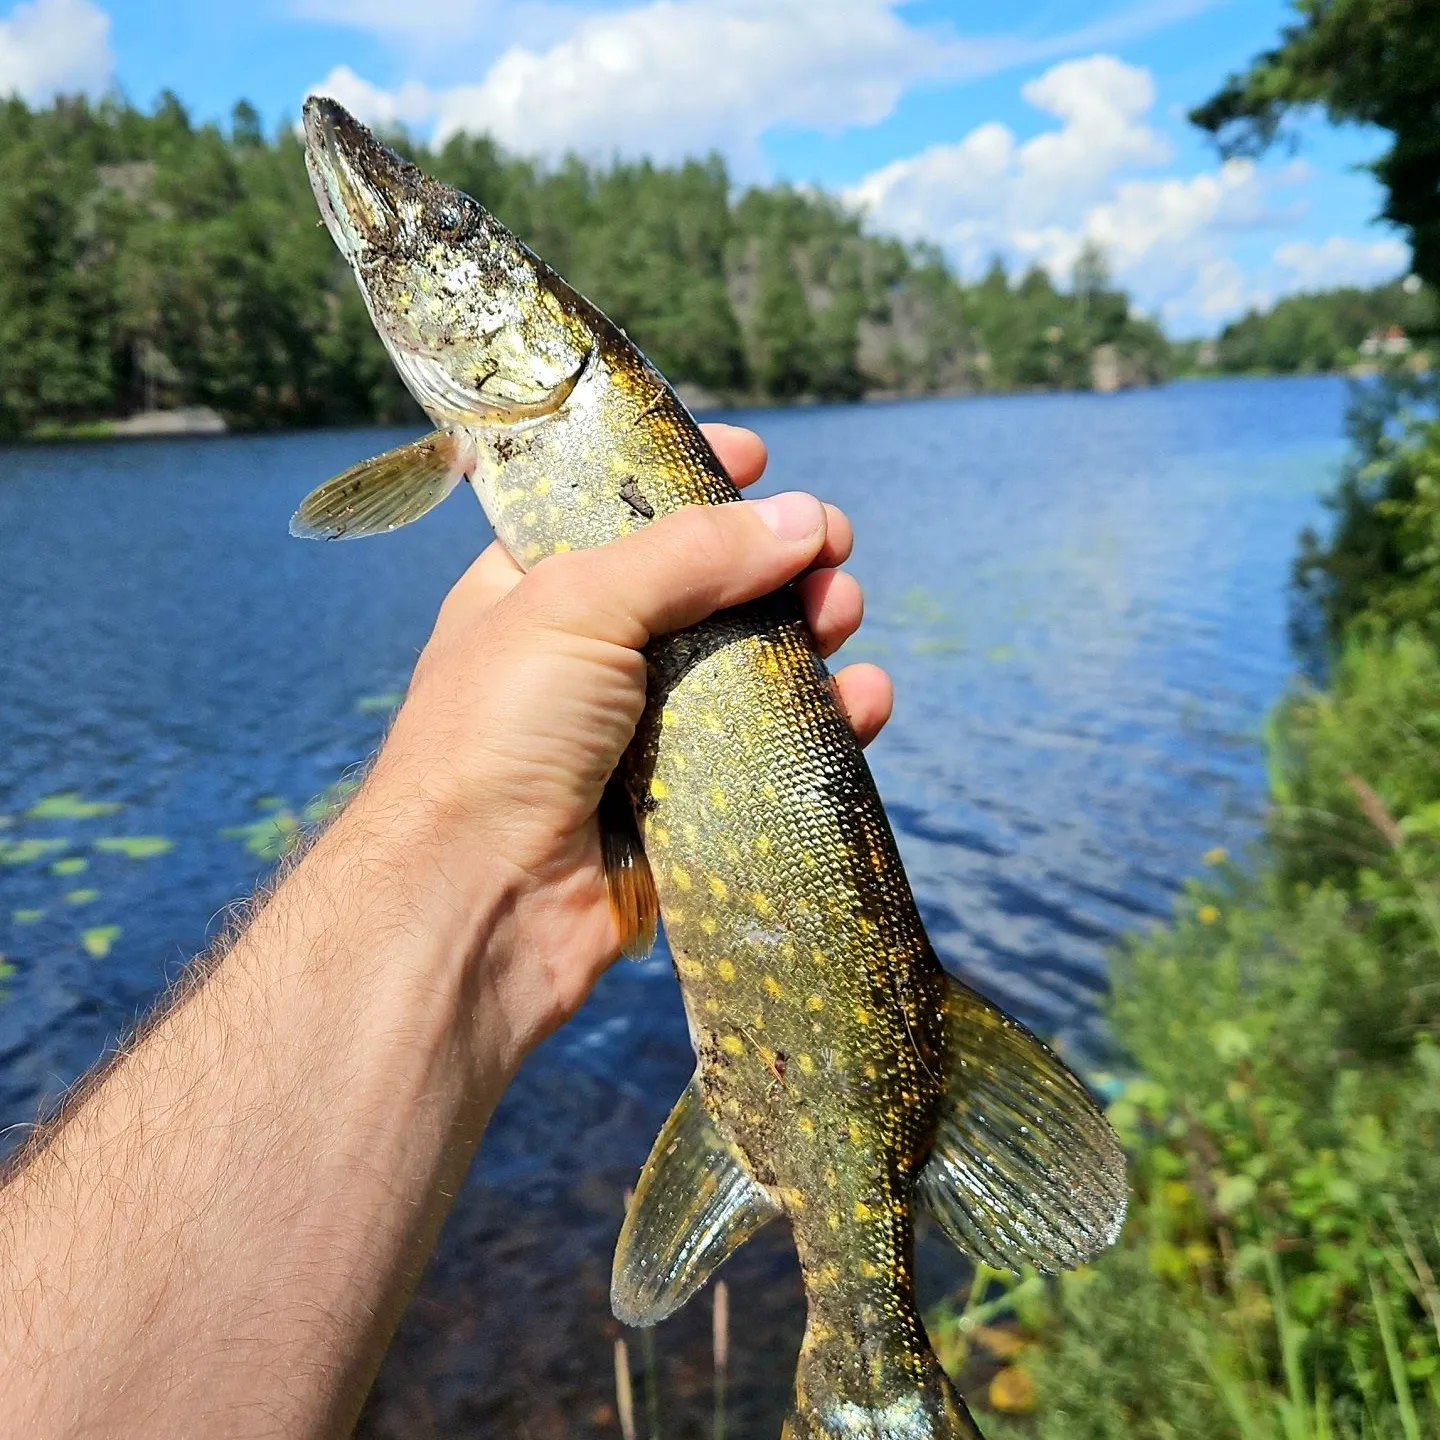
[12,368,1376,448]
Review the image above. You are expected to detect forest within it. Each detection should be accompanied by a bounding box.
[0,92,1172,440]
[1188,278,1435,376]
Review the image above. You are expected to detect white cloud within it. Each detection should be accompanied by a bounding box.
[426,0,953,168]
[301,0,1232,171]
[308,64,437,134]
[846,55,1329,331]
[847,56,1187,271]
[1273,235,1411,292]
[0,0,111,103]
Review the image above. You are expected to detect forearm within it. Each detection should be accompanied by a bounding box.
[0,792,507,1439]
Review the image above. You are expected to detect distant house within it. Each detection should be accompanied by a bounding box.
[1359,325,1412,358]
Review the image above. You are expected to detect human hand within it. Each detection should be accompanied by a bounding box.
[341,424,892,1084]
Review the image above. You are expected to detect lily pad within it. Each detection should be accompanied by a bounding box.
[29,792,122,820]
[94,836,173,860]
[12,909,45,924]
[0,838,70,865]
[81,925,121,958]
[50,856,88,876]
[910,635,965,656]
[65,888,100,905]
[356,691,404,715]
[222,811,300,860]
[302,779,360,825]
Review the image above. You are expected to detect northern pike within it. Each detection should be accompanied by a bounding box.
[295,97,1125,1439]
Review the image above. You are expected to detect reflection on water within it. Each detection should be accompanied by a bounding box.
[0,377,1343,1433]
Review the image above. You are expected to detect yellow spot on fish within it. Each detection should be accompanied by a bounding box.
[751,892,772,915]
[763,975,783,998]
[720,1035,744,1056]
[798,1116,816,1137]
[705,998,721,1014]
[672,752,688,771]
[671,865,693,891]
[823,1167,838,1187]
[827,1212,841,1231]
[552,540,571,553]
[710,788,729,812]
[575,490,593,509]
[855,1006,871,1025]
[523,511,538,526]
[754,835,772,856]
[860,1260,878,1279]
[650,826,669,847]
[533,477,552,495]
[523,543,542,562]
[709,877,728,899]
[856,916,875,935]
[811,947,828,966]
[849,1120,864,1144]
[650,778,669,800]
[762,782,779,803]
[700,915,717,935]
[717,959,736,981]
[795,897,810,914]
[799,1054,816,1075]
[807,994,825,1012]
[854,1200,873,1221]
[677,959,705,980]
[782,1187,805,1209]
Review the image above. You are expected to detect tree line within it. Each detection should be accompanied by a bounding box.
[0,93,1170,440]
[1178,277,1435,377]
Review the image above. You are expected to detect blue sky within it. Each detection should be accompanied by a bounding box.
[0,0,1412,334]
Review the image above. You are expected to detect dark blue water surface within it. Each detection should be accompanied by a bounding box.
[0,377,1345,1434]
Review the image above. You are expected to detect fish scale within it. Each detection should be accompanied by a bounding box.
[294,96,1128,1439]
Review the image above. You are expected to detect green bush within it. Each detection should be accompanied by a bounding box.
[935,629,1440,1438]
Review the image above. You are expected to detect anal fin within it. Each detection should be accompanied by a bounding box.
[289,425,476,540]
[600,775,658,960]
[918,974,1127,1274]
[612,1075,778,1326]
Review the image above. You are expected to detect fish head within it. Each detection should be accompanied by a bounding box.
[303,96,593,427]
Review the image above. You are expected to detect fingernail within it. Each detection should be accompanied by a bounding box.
[749,492,823,543]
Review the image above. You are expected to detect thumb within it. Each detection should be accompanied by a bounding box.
[520,493,828,647]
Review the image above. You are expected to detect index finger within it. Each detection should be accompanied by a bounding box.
[701,423,767,489]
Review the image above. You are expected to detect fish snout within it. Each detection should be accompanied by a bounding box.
[302,96,410,256]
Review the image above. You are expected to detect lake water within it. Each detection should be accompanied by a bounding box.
[0,376,1346,1435]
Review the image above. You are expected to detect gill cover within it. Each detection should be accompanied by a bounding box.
[302,96,592,430]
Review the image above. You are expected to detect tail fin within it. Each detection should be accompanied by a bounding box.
[782,1327,987,1439]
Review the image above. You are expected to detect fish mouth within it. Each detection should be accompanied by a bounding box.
[302,96,412,259]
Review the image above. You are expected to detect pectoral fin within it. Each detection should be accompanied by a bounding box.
[612,1076,778,1326]
[918,975,1127,1274]
[289,425,476,540]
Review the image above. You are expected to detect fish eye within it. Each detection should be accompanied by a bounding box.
[433,199,474,240]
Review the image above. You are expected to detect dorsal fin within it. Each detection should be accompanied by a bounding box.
[612,1076,778,1327]
[289,425,475,540]
[918,975,1127,1274]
